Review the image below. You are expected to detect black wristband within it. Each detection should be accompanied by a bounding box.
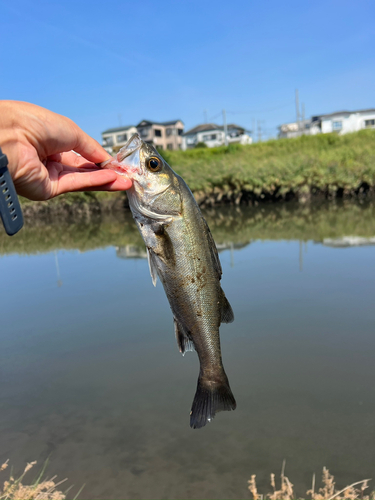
[0,149,23,236]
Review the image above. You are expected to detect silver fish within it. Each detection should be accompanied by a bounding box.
[103,133,236,428]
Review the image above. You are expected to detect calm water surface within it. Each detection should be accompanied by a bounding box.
[0,203,375,499]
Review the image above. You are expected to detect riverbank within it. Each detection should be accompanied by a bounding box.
[19,129,375,218]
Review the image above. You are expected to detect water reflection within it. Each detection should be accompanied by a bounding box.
[0,202,375,500]
[1,201,375,255]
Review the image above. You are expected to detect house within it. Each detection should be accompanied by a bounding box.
[278,120,311,139]
[278,108,375,139]
[315,109,375,134]
[136,119,184,150]
[181,123,252,150]
[101,125,138,154]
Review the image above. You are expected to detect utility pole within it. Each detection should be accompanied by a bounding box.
[257,120,262,142]
[223,109,228,146]
[252,118,256,143]
[204,109,208,123]
[301,103,305,135]
[295,89,300,135]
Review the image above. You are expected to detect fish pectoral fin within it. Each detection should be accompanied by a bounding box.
[202,217,222,279]
[173,318,195,355]
[220,289,234,324]
[147,248,158,287]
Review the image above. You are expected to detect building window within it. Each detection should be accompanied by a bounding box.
[167,143,173,150]
[116,133,127,143]
[364,119,375,128]
[178,129,183,136]
[154,129,162,137]
[139,128,148,138]
[103,136,114,146]
[332,121,342,130]
[166,128,173,136]
[202,134,217,141]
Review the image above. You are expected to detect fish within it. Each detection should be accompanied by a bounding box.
[102,133,236,428]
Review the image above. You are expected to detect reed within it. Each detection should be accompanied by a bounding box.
[0,460,83,500]
[248,463,373,500]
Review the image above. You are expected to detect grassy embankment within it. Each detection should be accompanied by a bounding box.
[19,129,375,217]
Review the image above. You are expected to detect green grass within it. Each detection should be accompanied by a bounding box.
[18,129,375,213]
[161,129,375,196]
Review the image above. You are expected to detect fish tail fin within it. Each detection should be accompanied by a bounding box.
[190,374,236,429]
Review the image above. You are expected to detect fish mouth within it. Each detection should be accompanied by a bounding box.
[99,133,142,176]
[118,133,142,162]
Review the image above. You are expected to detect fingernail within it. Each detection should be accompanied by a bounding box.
[113,174,130,185]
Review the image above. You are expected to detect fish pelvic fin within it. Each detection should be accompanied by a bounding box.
[190,375,236,429]
[174,318,195,355]
[220,289,234,324]
[147,248,158,286]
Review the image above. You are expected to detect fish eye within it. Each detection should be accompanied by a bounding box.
[146,157,162,172]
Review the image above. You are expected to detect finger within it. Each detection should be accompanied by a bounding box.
[54,169,132,196]
[69,120,112,164]
[48,151,97,168]
[18,102,112,164]
[47,152,103,172]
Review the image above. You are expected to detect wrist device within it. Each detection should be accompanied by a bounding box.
[0,148,23,236]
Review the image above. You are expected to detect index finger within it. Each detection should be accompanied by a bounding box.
[67,118,112,165]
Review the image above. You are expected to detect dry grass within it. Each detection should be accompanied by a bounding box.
[248,461,373,500]
[0,460,82,500]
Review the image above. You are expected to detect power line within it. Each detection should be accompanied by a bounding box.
[208,112,222,121]
[226,102,293,115]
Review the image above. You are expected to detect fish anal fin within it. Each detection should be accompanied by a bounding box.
[147,248,158,286]
[220,289,234,324]
[174,318,195,355]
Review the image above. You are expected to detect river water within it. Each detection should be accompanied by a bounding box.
[0,202,375,499]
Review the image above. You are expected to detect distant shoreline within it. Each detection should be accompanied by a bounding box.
[20,129,375,220]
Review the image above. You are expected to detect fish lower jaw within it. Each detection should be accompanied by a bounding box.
[102,159,137,177]
[107,163,129,176]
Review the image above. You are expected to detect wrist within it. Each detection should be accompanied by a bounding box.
[0,101,22,181]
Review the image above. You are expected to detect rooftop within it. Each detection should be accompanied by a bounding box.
[102,125,135,134]
[136,119,184,127]
[314,108,375,120]
[183,123,246,136]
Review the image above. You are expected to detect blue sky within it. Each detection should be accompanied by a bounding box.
[2,0,374,142]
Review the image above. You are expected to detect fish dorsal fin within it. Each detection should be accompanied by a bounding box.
[147,247,158,286]
[174,318,195,355]
[202,217,222,279]
[220,288,234,324]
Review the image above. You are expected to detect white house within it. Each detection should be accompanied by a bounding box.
[101,125,138,154]
[278,108,375,139]
[182,123,252,150]
[318,109,375,134]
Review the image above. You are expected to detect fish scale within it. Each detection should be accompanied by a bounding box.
[102,133,236,428]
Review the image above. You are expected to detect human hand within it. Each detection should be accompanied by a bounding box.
[0,100,131,201]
